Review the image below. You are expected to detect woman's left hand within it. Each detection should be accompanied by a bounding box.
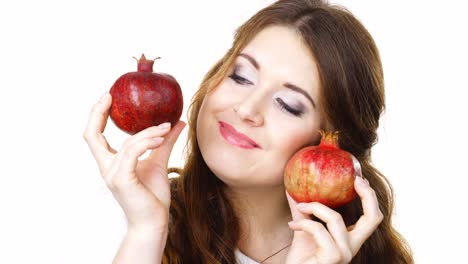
[285,176,384,264]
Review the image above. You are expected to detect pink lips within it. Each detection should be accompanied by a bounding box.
[219,121,260,149]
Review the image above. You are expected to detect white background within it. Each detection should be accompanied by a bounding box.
[0,0,467,263]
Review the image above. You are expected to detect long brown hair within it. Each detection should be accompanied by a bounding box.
[164,0,413,263]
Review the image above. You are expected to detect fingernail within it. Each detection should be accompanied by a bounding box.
[99,92,109,103]
[351,155,363,178]
[158,122,171,129]
[296,203,307,210]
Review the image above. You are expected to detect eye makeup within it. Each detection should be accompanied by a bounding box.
[229,64,255,85]
[228,63,306,117]
[273,88,306,117]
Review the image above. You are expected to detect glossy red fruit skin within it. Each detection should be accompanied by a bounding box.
[109,55,183,135]
[284,131,357,208]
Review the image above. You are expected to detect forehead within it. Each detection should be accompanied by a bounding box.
[240,25,321,95]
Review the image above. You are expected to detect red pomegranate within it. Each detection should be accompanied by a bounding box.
[109,54,183,135]
[284,131,358,208]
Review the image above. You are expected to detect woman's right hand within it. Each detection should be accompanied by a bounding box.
[83,92,186,233]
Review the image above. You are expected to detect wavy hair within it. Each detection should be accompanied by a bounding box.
[163,0,413,263]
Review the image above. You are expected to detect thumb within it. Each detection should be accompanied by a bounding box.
[286,191,310,221]
[146,120,187,166]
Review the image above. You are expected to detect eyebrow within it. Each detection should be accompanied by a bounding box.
[239,52,317,108]
[284,83,316,108]
[239,53,260,70]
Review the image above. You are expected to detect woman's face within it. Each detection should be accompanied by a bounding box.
[197,25,323,188]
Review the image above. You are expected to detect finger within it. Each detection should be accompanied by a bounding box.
[102,134,117,154]
[286,191,311,222]
[296,202,352,261]
[349,176,384,253]
[118,137,166,175]
[146,120,186,166]
[121,122,173,150]
[83,92,114,163]
[288,219,338,255]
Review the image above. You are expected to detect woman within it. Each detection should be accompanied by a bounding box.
[84,0,413,263]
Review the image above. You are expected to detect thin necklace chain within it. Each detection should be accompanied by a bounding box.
[259,242,292,263]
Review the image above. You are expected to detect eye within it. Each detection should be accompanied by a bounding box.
[229,72,253,86]
[276,98,304,117]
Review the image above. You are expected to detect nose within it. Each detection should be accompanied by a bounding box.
[233,92,265,126]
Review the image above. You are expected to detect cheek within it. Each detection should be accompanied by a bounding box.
[275,132,308,162]
[269,121,321,161]
[265,129,317,184]
[204,81,242,111]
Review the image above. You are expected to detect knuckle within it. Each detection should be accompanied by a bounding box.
[110,178,122,191]
[143,138,155,146]
[106,175,128,193]
[331,211,343,224]
[122,145,137,158]
[82,131,95,142]
[295,219,307,229]
[103,176,117,192]
[368,190,380,204]
[376,210,384,223]
[310,221,324,232]
[110,176,135,194]
[82,131,90,141]
[122,136,134,149]
[342,249,353,263]
[367,211,384,229]
[369,188,379,200]
[333,252,343,263]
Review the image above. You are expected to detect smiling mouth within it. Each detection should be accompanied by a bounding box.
[218,121,260,149]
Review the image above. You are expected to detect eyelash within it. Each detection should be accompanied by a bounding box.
[229,72,252,85]
[228,72,304,117]
[276,98,303,116]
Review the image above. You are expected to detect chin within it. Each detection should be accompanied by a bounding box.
[203,152,284,189]
[202,148,252,182]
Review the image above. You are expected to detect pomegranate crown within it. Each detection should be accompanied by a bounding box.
[133,54,161,72]
[318,130,340,148]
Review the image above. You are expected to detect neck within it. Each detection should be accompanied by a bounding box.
[225,185,293,262]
